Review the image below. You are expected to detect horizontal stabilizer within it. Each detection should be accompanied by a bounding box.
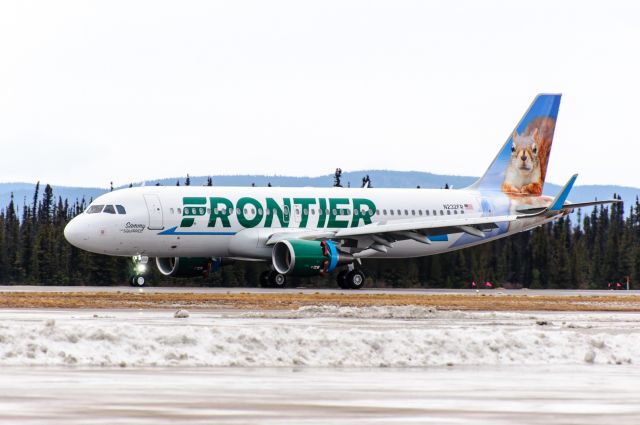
[563,199,622,210]
[548,174,578,212]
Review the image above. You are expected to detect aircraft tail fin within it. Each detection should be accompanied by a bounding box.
[469,94,561,196]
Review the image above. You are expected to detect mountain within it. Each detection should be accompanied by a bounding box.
[1,170,637,213]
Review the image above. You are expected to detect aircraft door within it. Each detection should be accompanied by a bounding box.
[144,194,164,230]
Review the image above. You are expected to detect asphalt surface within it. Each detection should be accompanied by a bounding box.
[0,285,638,297]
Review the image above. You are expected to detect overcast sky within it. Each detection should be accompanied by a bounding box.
[1,1,638,188]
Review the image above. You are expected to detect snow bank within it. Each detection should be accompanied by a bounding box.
[0,307,638,367]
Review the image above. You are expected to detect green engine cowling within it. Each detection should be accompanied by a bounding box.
[155,257,222,278]
[272,240,354,276]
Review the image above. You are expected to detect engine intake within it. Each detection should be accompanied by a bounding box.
[272,240,353,276]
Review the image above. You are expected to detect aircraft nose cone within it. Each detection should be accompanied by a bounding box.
[64,217,84,248]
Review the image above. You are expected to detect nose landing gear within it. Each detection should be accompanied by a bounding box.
[130,255,149,287]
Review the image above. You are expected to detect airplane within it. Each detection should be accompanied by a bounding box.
[64,94,618,289]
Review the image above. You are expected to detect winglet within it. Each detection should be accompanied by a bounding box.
[548,174,578,212]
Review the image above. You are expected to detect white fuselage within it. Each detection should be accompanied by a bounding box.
[63,186,557,260]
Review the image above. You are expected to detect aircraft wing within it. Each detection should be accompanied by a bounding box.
[265,214,519,249]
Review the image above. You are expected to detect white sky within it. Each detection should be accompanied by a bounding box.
[1,0,638,188]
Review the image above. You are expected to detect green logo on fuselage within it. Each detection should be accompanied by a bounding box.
[180,197,376,229]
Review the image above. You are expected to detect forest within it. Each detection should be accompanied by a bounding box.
[0,180,634,289]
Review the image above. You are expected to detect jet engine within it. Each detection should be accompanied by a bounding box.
[272,240,353,276]
[155,257,222,278]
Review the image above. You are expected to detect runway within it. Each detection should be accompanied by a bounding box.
[1,285,638,297]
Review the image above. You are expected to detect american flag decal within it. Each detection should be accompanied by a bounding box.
[464,203,474,210]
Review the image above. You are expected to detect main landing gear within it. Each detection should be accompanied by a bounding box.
[337,268,366,290]
[259,270,287,288]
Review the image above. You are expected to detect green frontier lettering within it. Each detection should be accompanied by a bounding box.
[264,198,290,228]
[351,198,376,227]
[293,198,316,228]
[327,198,350,228]
[209,197,233,228]
[179,197,377,229]
[181,197,207,227]
[237,197,263,228]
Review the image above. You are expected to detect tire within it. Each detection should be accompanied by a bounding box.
[269,271,287,288]
[337,270,349,289]
[346,270,365,290]
[259,271,271,288]
[132,275,146,287]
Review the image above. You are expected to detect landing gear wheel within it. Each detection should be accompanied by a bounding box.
[132,275,146,287]
[269,271,287,288]
[337,270,349,289]
[259,271,271,288]
[346,270,365,290]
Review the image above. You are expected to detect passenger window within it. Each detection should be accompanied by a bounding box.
[454,210,458,215]
[418,210,422,216]
[461,210,465,214]
[425,210,429,216]
[303,208,308,215]
[86,205,104,214]
[354,210,359,216]
[116,205,126,214]
[383,209,387,215]
[390,210,394,216]
[170,208,174,214]
[103,205,116,214]
[447,210,451,215]
[433,210,436,215]
[310,209,315,215]
[411,210,415,216]
[405,209,409,216]
[177,208,182,214]
[259,208,264,215]
[440,210,444,216]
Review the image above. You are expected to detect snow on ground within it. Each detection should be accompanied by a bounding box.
[0,307,638,368]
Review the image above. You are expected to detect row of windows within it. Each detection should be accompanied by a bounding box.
[169,207,465,217]
[86,204,127,215]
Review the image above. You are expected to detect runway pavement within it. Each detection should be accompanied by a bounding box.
[0,285,638,297]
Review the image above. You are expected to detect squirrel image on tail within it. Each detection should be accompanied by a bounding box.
[501,117,555,196]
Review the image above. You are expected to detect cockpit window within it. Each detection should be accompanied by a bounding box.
[103,205,116,214]
[116,205,126,214]
[86,205,104,214]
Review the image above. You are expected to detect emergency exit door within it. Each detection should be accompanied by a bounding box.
[144,194,164,230]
